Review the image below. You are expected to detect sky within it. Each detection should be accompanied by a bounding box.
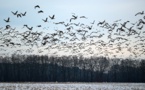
[0,0,145,26]
[0,0,145,59]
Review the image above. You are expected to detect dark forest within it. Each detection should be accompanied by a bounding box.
[0,54,144,82]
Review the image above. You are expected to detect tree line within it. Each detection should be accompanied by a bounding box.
[0,54,144,82]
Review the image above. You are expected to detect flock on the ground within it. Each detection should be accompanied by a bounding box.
[0,5,145,59]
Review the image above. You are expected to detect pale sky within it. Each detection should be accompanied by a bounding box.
[0,0,145,26]
[0,0,145,59]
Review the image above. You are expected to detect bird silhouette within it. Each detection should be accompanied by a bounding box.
[27,27,33,30]
[135,11,144,16]
[11,11,18,15]
[127,26,134,35]
[49,15,55,19]
[116,26,125,32]
[38,10,43,13]
[97,20,105,26]
[34,5,40,9]
[120,21,129,28]
[64,23,70,27]
[42,18,48,22]
[114,19,121,22]
[137,19,145,26]
[24,25,33,30]
[17,14,22,18]
[4,17,10,22]
[138,25,143,30]
[21,12,27,16]
[54,22,64,25]
[70,14,77,22]
[90,20,95,24]
[4,25,11,30]
[86,25,93,30]
[80,16,87,19]
[37,25,41,27]
[73,23,80,26]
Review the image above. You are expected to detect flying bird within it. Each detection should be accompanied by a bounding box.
[70,14,78,22]
[21,12,27,16]
[34,5,40,9]
[138,25,143,30]
[97,20,105,26]
[135,11,144,16]
[42,18,48,22]
[54,22,64,25]
[37,25,42,27]
[120,21,129,28]
[4,17,10,22]
[17,14,22,18]
[90,20,95,24]
[11,11,18,15]
[4,25,11,30]
[49,15,55,19]
[27,26,33,30]
[114,19,121,22]
[80,16,87,19]
[38,10,43,13]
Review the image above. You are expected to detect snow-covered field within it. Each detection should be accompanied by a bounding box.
[0,83,145,90]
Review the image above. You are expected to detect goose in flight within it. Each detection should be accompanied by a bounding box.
[23,24,33,30]
[135,11,144,16]
[127,26,134,35]
[4,17,10,22]
[11,11,18,15]
[116,26,125,32]
[34,5,40,9]
[4,25,11,30]
[42,18,48,22]
[114,19,121,22]
[70,14,77,22]
[138,25,143,30]
[21,12,27,16]
[120,21,129,28]
[37,25,41,27]
[54,22,64,25]
[86,25,93,30]
[91,20,95,24]
[38,10,43,13]
[97,20,105,26]
[137,19,145,26]
[17,14,22,18]
[80,16,87,19]
[49,15,55,19]
[27,26,33,30]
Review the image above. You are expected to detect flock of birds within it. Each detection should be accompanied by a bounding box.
[0,5,145,59]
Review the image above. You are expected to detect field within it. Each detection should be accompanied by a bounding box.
[0,83,145,90]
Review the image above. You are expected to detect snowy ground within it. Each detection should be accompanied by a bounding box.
[0,83,145,90]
